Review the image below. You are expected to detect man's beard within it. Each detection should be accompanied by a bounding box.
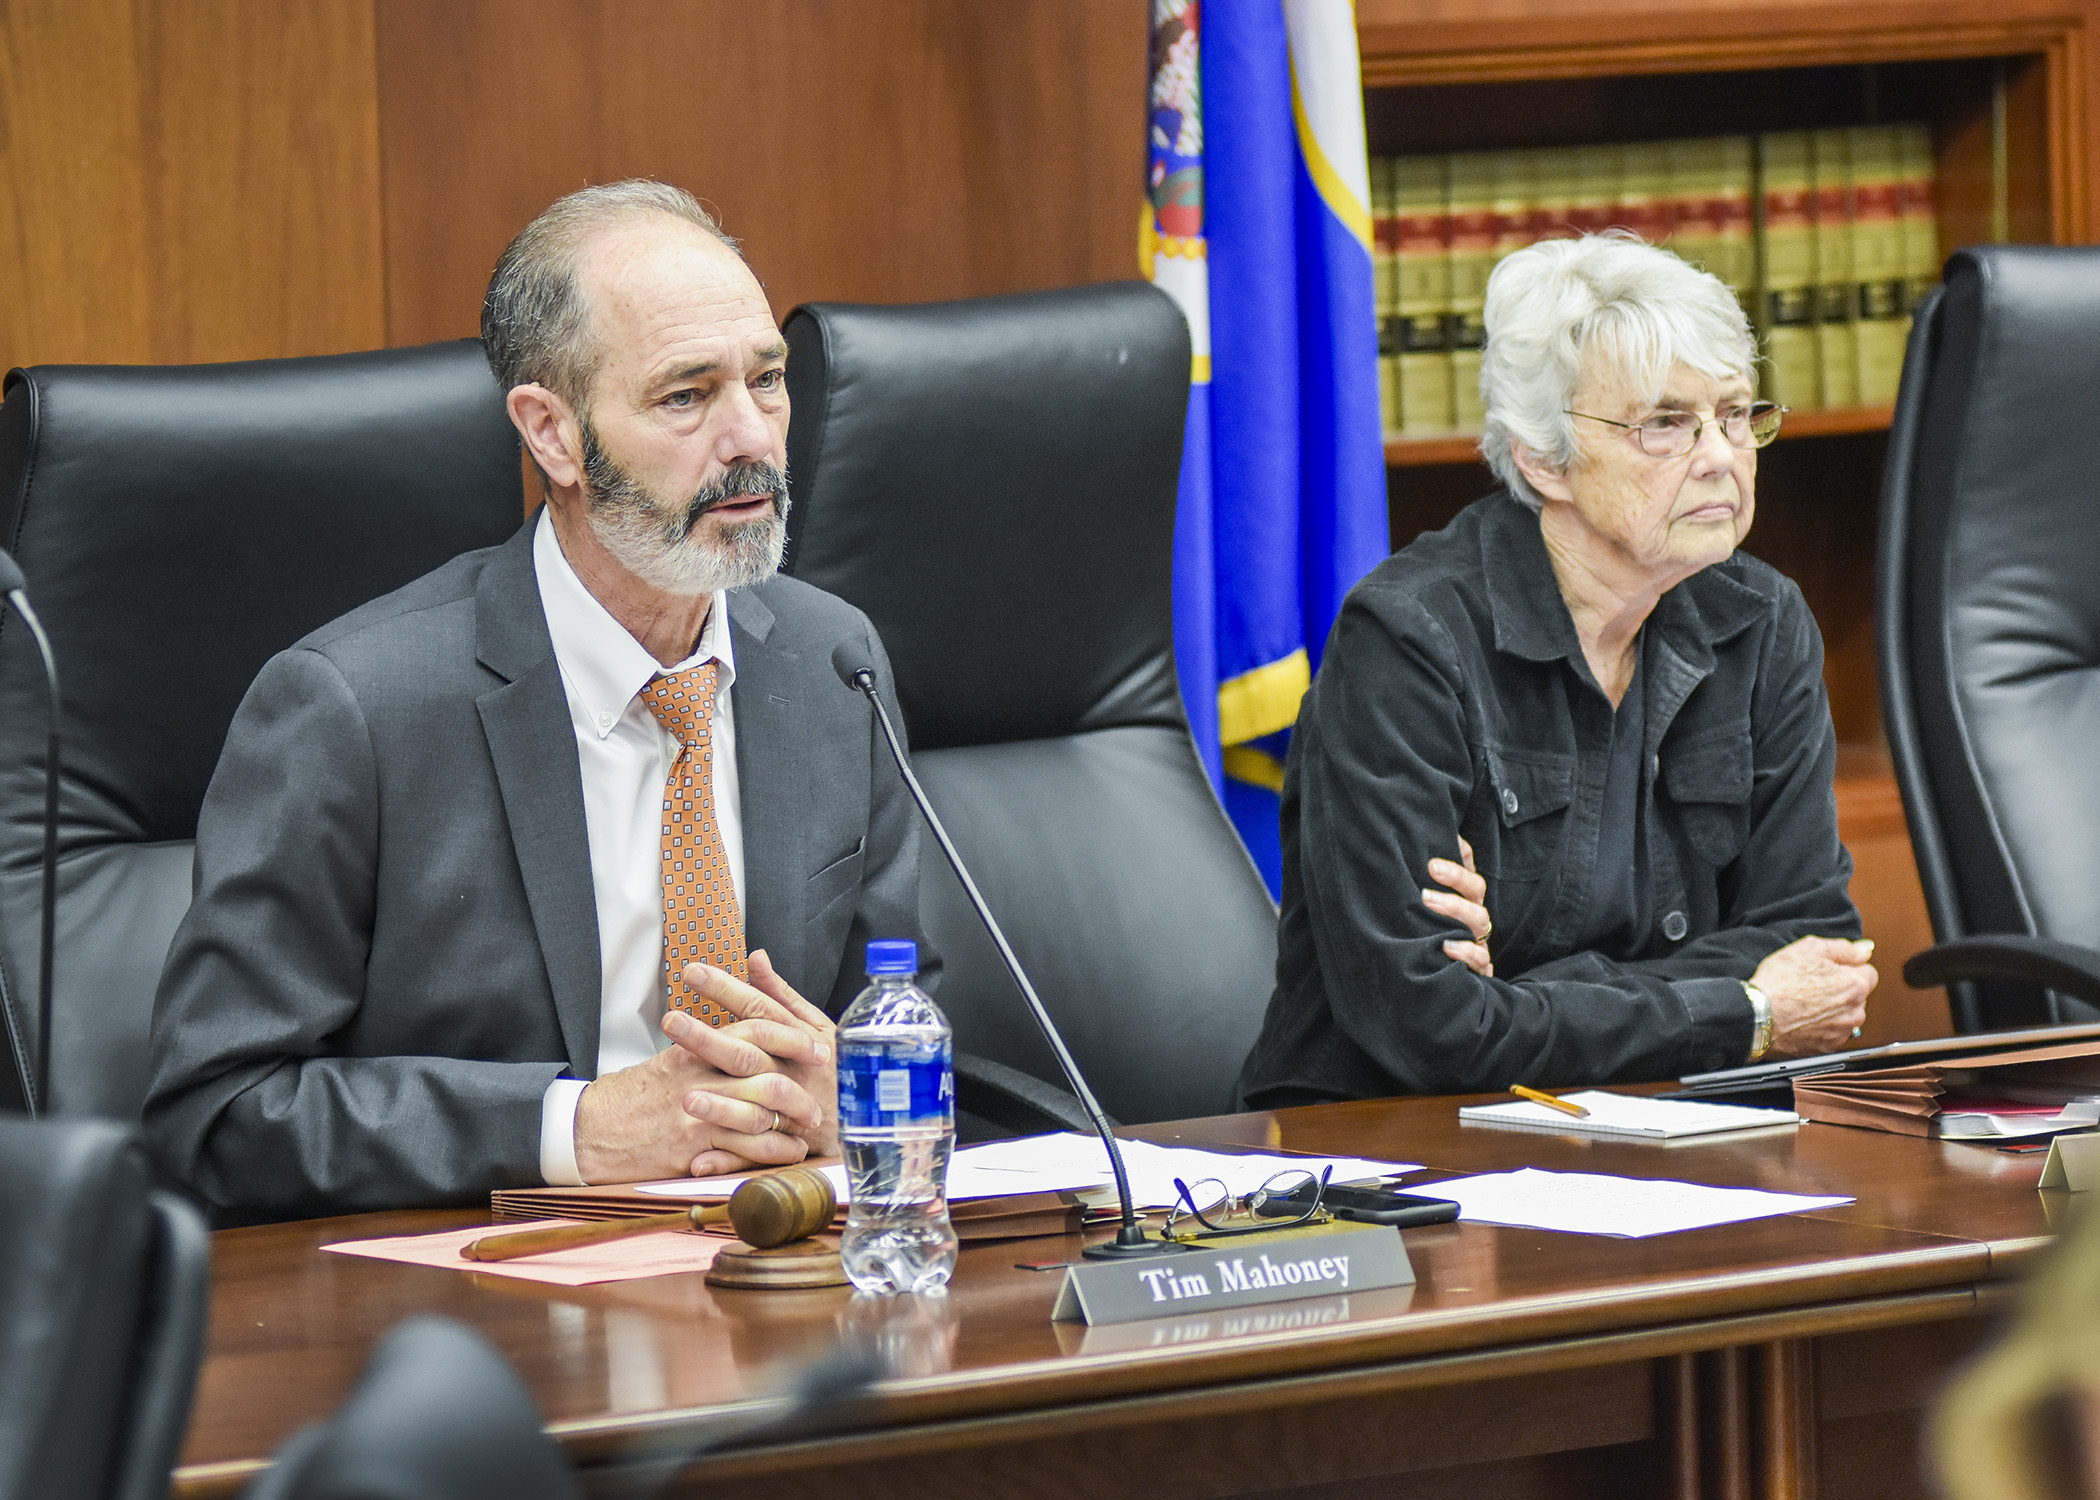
[578,419,790,597]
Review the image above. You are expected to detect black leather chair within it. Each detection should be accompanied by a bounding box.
[241,1317,880,1499]
[0,1115,210,1500]
[240,1317,580,1500]
[782,282,1279,1130]
[1880,245,2100,1029]
[0,343,525,1116]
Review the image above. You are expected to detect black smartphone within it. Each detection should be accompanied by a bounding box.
[1256,1178,1460,1228]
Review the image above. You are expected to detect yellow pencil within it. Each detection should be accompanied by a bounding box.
[1510,1084,1590,1119]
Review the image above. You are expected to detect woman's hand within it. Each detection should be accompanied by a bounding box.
[1751,936,1877,1059]
[1425,837,1494,977]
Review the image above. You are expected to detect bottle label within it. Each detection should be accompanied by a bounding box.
[838,1038,953,1130]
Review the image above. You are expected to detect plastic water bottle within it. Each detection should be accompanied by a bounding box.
[836,939,957,1294]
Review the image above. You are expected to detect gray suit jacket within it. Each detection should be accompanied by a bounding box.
[143,519,929,1220]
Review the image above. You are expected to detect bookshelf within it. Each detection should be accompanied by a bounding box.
[1357,0,2097,1042]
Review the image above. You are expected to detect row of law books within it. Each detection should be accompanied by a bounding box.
[1373,124,1941,443]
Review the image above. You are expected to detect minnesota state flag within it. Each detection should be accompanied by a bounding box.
[1142,0,1390,897]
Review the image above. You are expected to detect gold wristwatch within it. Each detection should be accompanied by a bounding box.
[1743,981,1774,1063]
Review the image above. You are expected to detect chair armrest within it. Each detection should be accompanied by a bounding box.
[953,1052,1104,1137]
[1902,935,2100,1007]
[111,1190,212,1500]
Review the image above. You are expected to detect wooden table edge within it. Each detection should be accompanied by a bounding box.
[173,1277,2010,1497]
[572,1280,2015,1485]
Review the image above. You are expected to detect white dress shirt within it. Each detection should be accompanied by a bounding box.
[532,510,745,1184]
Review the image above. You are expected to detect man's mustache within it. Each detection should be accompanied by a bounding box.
[680,461,789,532]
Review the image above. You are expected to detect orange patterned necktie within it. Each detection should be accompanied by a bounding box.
[639,661,746,1027]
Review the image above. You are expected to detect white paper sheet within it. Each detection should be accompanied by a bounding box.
[1939,1101,2100,1140]
[1458,1091,1798,1138]
[1424,1168,1852,1238]
[631,1133,1419,1207]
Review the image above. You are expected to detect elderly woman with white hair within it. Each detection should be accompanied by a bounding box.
[1237,232,1878,1104]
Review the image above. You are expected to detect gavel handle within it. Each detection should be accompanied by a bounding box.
[461,1204,728,1262]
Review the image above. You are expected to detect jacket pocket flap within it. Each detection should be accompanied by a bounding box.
[1663,730,1752,805]
[807,836,865,885]
[1484,749,1575,826]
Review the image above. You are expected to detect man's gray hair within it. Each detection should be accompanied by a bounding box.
[480,179,741,407]
[1479,232,1757,510]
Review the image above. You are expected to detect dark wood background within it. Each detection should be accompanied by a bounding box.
[0,0,1149,371]
[10,0,2096,372]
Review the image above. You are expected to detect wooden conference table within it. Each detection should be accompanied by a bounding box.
[174,1095,2063,1500]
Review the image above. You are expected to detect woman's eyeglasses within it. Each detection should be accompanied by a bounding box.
[1566,402,1786,458]
[1161,1166,1334,1243]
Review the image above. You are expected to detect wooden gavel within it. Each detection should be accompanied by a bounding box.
[460,1166,837,1263]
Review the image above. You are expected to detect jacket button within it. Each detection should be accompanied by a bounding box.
[1501,788,1519,816]
[1662,911,1688,941]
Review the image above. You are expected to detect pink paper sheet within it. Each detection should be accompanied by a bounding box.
[322,1219,729,1286]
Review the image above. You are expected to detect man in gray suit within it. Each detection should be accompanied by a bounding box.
[144,182,928,1221]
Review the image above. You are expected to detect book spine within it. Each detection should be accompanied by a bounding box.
[1664,135,1741,296]
[1567,142,1621,237]
[1396,154,1454,436]
[1372,155,1400,435]
[1849,124,1908,406]
[1446,151,1495,433]
[1488,147,1536,267]
[1529,145,1576,243]
[1811,127,1859,409]
[1661,135,1712,269]
[1617,139,1674,248]
[1760,131,1818,410]
[1897,122,1940,316]
[1715,134,1756,316]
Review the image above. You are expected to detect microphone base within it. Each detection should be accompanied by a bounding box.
[1080,1234,1193,1261]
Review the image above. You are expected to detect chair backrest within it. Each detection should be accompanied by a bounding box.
[240,1317,579,1500]
[0,342,525,1115]
[1879,246,2100,1030]
[0,1115,210,1500]
[782,282,1278,1125]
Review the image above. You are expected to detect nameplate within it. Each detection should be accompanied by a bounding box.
[1049,1220,1413,1326]
[2040,1130,2100,1190]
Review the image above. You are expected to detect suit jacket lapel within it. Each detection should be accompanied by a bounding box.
[730,587,806,990]
[474,521,602,1078]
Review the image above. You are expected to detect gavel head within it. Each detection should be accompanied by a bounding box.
[718,1166,837,1248]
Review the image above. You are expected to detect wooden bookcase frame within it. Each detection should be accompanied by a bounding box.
[1354,0,2098,1041]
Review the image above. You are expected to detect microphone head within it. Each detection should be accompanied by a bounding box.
[789,1345,886,1408]
[830,640,877,693]
[0,549,25,596]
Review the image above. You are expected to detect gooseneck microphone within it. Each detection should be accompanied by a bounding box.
[832,642,1186,1260]
[0,549,59,1117]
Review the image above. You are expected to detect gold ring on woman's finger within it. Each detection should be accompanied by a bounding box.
[770,1110,781,1134]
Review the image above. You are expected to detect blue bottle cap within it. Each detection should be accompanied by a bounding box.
[864,939,918,975]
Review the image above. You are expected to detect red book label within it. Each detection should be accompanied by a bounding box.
[1765,188,1811,229]
[1397,212,1450,253]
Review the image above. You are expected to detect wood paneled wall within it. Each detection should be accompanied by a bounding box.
[0,0,1148,372]
[375,0,1149,341]
[0,0,386,370]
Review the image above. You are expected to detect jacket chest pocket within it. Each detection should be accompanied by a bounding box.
[1473,748,1575,880]
[806,836,866,922]
[1663,727,1752,868]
